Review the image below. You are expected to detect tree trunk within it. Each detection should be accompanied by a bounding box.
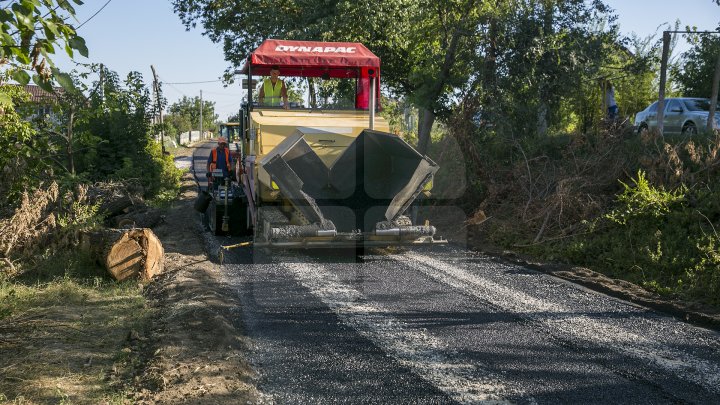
[415,3,472,155]
[307,77,317,108]
[482,11,498,120]
[536,0,553,137]
[67,107,75,175]
[657,31,671,135]
[708,50,720,131]
[537,100,548,137]
[417,108,436,155]
[81,228,164,282]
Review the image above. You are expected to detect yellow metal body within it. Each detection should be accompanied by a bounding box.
[248,109,390,201]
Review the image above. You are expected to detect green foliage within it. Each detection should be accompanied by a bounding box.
[0,0,86,91]
[673,32,720,99]
[314,78,356,109]
[3,61,182,214]
[164,111,192,136]
[380,97,407,135]
[172,0,344,78]
[66,67,182,198]
[0,80,53,202]
[112,140,183,198]
[606,171,686,225]
[463,125,720,307]
[165,95,218,136]
[284,78,306,105]
[565,170,720,305]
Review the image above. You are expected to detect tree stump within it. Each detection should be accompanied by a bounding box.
[81,228,164,281]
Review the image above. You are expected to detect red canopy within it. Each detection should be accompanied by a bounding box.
[241,39,380,78]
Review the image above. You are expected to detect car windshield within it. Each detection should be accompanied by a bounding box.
[683,99,720,112]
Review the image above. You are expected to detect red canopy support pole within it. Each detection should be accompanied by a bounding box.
[369,69,376,130]
[247,56,253,111]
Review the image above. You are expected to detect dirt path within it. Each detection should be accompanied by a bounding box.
[125,147,260,404]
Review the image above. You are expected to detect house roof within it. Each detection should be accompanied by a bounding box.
[20,85,63,104]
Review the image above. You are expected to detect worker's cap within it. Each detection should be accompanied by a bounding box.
[217,137,228,144]
[270,65,280,71]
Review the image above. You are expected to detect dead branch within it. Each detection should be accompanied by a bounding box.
[533,211,551,244]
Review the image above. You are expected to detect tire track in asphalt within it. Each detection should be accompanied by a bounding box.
[281,259,520,404]
[398,251,720,396]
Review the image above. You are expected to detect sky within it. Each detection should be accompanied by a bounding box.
[54,0,720,122]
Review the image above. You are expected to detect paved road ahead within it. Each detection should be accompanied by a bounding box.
[218,248,720,404]
[192,144,720,404]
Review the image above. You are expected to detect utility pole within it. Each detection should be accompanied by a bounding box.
[200,89,203,140]
[657,30,720,135]
[99,63,104,105]
[657,31,671,136]
[150,65,166,154]
[708,51,720,131]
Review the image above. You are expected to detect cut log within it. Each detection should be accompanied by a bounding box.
[81,228,164,281]
[99,195,136,217]
[113,207,163,229]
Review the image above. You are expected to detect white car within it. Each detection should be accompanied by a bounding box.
[634,97,720,134]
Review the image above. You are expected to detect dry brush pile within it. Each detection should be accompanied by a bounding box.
[450,119,720,304]
[0,180,164,278]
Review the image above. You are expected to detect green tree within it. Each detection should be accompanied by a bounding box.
[32,66,110,176]
[674,32,720,100]
[0,76,45,201]
[328,0,486,151]
[172,0,485,152]
[173,0,620,150]
[68,66,180,197]
[0,0,88,204]
[166,96,218,134]
[0,0,87,92]
[164,112,193,136]
[484,1,617,136]
[173,0,340,78]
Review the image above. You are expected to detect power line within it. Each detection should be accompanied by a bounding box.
[163,82,187,97]
[200,90,242,96]
[216,101,241,109]
[164,79,223,85]
[77,0,113,29]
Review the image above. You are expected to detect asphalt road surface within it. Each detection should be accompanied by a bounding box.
[192,143,720,404]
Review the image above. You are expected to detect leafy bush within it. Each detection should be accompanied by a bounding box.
[0,82,52,204]
[566,170,720,304]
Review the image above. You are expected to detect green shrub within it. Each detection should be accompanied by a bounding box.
[565,170,720,304]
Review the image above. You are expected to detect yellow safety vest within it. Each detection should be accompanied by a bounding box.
[263,78,283,106]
